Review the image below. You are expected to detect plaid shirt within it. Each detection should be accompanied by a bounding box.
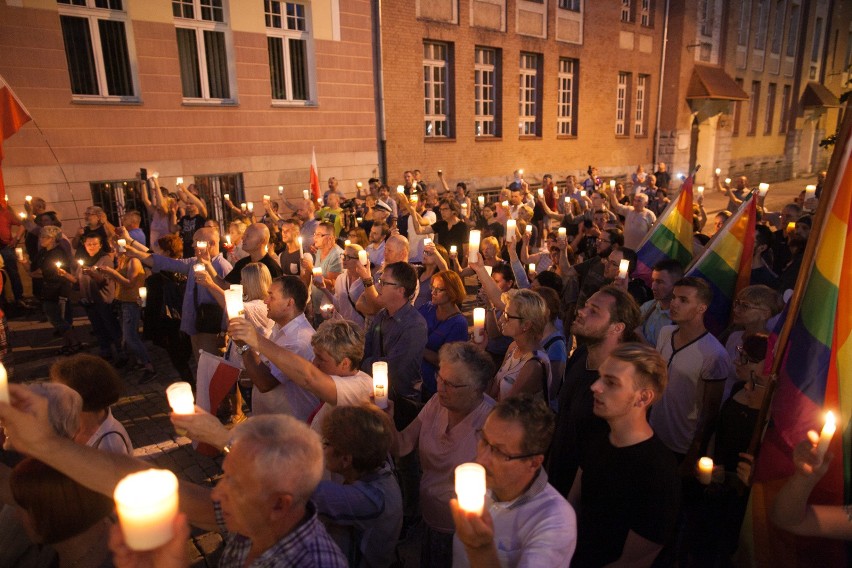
[217,501,347,568]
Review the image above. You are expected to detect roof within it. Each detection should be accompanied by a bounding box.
[801,82,840,108]
[686,65,749,101]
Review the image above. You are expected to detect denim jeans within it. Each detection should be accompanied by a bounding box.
[0,246,23,301]
[120,301,150,365]
[82,301,123,357]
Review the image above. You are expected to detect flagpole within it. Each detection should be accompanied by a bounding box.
[745,102,852,466]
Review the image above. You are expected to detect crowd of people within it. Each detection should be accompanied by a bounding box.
[0,164,845,568]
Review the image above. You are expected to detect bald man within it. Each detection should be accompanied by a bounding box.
[224,222,283,285]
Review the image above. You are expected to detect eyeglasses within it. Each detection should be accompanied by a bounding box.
[340,253,359,261]
[314,233,331,239]
[379,279,402,288]
[733,300,767,312]
[436,371,469,390]
[476,429,540,461]
[736,345,763,365]
[501,311,524,321]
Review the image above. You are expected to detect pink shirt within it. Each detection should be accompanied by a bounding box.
[397,395,495,532]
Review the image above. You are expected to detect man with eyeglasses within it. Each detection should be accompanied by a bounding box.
[307,222,343,319]
[451,396,577,568]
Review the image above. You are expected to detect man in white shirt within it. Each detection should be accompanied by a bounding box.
[451,396,577,567]
[408,195,436,263]
[366,223,388,267]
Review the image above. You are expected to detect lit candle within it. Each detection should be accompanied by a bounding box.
[437,169,443,175]
[580,190,586,197]
[55,261,62,269]
[166,382,195,415]
[276,185,283,196]
[372,361,389,409]
[14,247,23,261]
[0,363,8,404]
[455,463,487,515]
[356,181,363,189]
[564,196,570,204]
[477,195,485,207]
[715,168,721,175]
[303,190,310,200]
[450,245,457,255]
[25,195,32,202]
[424,238,433,247]
[468,230,481,263]
[697,186,705,197]
[114,469,179,551]
[358,249,368,266]
[247,202,254,213]
[152,172,159,179]
[557,227,567,241]
[344,239,351,247]
[223,285,244,320]
[758,183,770,197]
[537,188,544,198]
[473,308,486,344]
[356,217,363,223]
[77,259,84,267]
[725,177,732,185]
[697,457,714,485]
[525,224,532,234]
[320,303,334,319]
[176,177,184,185]
[223,193,229,201]
[815,411,836,462]
[518,168,524,176]
[460,201,466,210]
[18,212,25,220]
[263,194,270,201]
[804,185,816,201]
[297,236,303,257]
[411,194,419,204]
[506,220,517,242]
[312,267,323,283]
[196,240,207,250]
[609,180,616,190]
[618,258,630,279]
[117,238,127,253]
[501,200,509,208]
[193,263,205,273]
[240,202,247,211]
[225,234,231,245]
[138,287,147,307]
[786,221,796,234]
[396,185,405,194]
[528,263,535,273]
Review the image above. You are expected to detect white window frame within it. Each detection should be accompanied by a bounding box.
[616,72,630,136]
[640,0,652,27]
[621,0,632,23]
[424,41,451,138]
[173,0,237,104]
[559,0,581,10]
[265,1,316,106]
[475,47,498,137]
[56,0,139,102]
[557,57,577,136]
[518,53,540,137]
[634,74,648,136]
[699,0,715,37]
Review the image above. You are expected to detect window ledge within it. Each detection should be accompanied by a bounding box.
[556,135,578,140]
[182,98,238,107]
[634,134,649,139]
[71,96,141,105]
[615,135,631,139]
[518,135,542,141]
[424,137,457,143]
[475,136,502,142]
[272,100,317,108]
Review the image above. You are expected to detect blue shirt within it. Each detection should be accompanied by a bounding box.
[153,254,232,336]
[129,227,147,247]
[361,303,428,400]
[417,303,469,395]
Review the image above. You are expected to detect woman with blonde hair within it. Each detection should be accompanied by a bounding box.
[491,288,551,401]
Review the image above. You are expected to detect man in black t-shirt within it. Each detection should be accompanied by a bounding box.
[224,223,283,285]
[568,344,680,567]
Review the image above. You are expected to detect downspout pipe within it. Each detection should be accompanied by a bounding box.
[653,0,671,165]
[371,0,387,182]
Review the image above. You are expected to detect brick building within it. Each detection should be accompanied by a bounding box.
[0,0,379,230]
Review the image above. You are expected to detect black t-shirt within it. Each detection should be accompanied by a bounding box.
[37,247,72,301]
[278,248,302,276]
[572,432,680,567]
[431,219,469,252]
[225,253,284,284]
[545,345,607,497]
[178,215,206,257]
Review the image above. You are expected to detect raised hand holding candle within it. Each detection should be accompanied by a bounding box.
[117,239,127,253]
[537,188,544,198]
[176,177,184,185]
[303,190,310,200]
[501,200,509,208]
[697,186,705,197]
[193,263,205,273]
[139,287,147,307]
[477,195,485,207]
[715,168,721,175]
[804,185,817,201]
[356,181,363,189]
[263,194,271,201]
[455,463,487,515]
[725,177,732,185]
[247,202,254,213]
[240,203,247,211]
[449,245,457,255]
[223,286,245,320]
[25,195,32,202]
[372,361,389,409]
[468,230,481,263]
[473,308,486,344]
[358,249,368,266]
[618,258,630,279]
[14,247,23,261]
[517,168,524,176]
[196,241,207,250]
[609,180,616,190]
[506,220,517,242]
[758,183,770,197]
[396,185,405,194]
[697,457,713,485]
[114,469,179,551]
[815,411,836,462]
[0,363,8,404]
[557,227,567,241]
[223,193,229,201]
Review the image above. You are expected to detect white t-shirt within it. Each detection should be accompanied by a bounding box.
[309,370,373,434]
[409,209,437,262]
[332,272,365,328]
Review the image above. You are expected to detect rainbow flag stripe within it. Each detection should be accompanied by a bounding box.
[634,177,694,285]
[686,195,757,336]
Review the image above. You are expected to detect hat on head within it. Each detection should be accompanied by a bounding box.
[374,201,392,214]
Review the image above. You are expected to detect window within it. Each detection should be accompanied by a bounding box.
[557,58,578,136]
[173,0,233,101]
[700,0,715,37]
[787,4,800,57]
[621,0,632,23]
[770,0,786,55]
[616,72,631,136]
[733,78,744,136]
[559,0,581,11]
[424,41,452,138]
[266,1,312,102]
[518,53,541,136]
[755,0,770,50]
[634,74,648,136]
[475,47,499,137]
[57,0,136,100]
[90,179,149,231]
[737,1,751,46]
[779,84,791,133]
[194,173,245,231]
[811,17,823,62]
[747,81,761,135]
[640,0,652,26]
[764,83,776,134]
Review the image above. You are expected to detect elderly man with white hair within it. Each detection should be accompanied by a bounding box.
[0,386,348,567]
[605,189,656,249]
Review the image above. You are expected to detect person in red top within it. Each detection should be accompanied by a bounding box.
[0,201,25,304]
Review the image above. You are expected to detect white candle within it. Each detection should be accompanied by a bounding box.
[506,220,517,242]
[804,185,816,201]
[14,247,23,261]
[176,177,183,185]
[580,190,586,197]
[247,202,254,213]
[411,194,419,204]
[372,361,389,409]
[501,200,509,208]
[715,168,721,175]
[450,245,457,255]
[193,263,205,273]
[537,188,544,198]
[55,261,62,269]
[697,457,714,485]
[151,172,159,179]
[758,183,770,197]
[196,241,207,250]
[77,259,84,267]
[697,186,705,197]
[138,287,147,307]
[117,238,127,253]
[525,224,532,234]
[518,168,524,176]
[618,258,630,279]
[344,239,351,247]
[312,267,323,284]
[166,382,194,415]
[557,227,567,240]
[528,263,535,273]
[25,195,32,202]
[223,193,229,201]
[240,203,247,211]
[114,469,179,551]
[396,185,405,194]
[609,180,616,190]
[303,190,310,200]
[356,181,363,189]
[725,177,732,185]
[455,463,487,515]
[468,230,481,263]
[297,236,303,257]
[263,194,270,201]
[0,363,8,404]
[18,212,25,220]
[473,308,486,344]
[477,195,485,207]
[225,234,231,245]
[223,286,244,320]
[564,196,570,204]
[423,237,432,247]
[815,411,836,462]
[358,249,368,266]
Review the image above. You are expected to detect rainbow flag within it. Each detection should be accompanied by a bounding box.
[685,194,757,336]
[633,175,694,285]
[741,112,852,566]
